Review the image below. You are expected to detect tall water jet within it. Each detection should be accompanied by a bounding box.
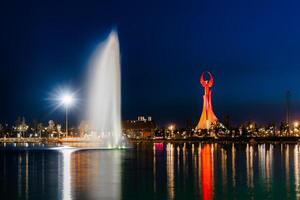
[86,30,122,148]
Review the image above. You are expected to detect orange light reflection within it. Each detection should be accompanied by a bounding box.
[201,144,213,200]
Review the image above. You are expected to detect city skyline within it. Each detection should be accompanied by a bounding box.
[2,1,300,200]
[2,0,300,125]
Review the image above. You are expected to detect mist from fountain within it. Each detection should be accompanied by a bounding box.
[86,30,122,148]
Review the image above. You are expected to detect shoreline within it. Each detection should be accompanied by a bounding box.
[130,136,300,144]
[0,136,300,144]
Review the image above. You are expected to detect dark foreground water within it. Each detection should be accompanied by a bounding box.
[0,142,300,200]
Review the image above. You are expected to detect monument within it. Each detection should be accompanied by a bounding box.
[196,71,218,129]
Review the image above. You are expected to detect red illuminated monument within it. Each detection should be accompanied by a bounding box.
[196,71,218,129]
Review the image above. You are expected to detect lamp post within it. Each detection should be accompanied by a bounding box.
[65,104,68,137]
[61,94,74,138]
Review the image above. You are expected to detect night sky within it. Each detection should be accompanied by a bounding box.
[1,0,300,127]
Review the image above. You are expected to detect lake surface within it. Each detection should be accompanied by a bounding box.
[0,142,300,200]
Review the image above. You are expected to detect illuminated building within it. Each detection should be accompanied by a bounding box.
[196,71,218,129]
[122,116,156,138]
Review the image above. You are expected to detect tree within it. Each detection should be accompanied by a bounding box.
[0,123,4,137]
[47,120,55,137]
[16,117,28,137]
[37,123,44,138]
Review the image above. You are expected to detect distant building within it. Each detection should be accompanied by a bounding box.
[123,116,156,138]
[15,117,29,137]
[78,121,89,137]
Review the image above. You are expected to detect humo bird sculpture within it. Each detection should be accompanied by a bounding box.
[196,71,218,129]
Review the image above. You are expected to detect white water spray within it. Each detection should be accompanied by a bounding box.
[86,30,122,148]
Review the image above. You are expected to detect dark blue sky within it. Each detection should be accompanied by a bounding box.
[1,0,300,126]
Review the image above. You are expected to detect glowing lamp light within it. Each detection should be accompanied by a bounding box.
[57,91,76,137]
[61,94,74,106]
[168,124,175,131]
[294,121,299,127]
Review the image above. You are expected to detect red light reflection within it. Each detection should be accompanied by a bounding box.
[154,143,164,151]
[201,144,213,200]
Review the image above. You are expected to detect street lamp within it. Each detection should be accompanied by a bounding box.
[168,124,175,131]
[61,93,74,137]
[294,121,299,136]
[168,124,175,138]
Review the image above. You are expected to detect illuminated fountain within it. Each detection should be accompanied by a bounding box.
[86,30,122,148]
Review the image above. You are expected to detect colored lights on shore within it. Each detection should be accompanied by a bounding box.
[168,124,175,131]
[294,121,299,127]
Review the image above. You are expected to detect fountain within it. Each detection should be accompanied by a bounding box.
[86,30,122,148]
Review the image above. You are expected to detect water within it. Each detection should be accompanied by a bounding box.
[86,30,121,147]
[0,142,300,199]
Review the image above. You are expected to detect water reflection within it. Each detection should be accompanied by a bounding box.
[231,143,236,188]
[61,150,73,200]
[285,144,290,196]
[0,149,123,200]
[246,144,254,188]
[266,144,273,191]
[221,147,227,192]
[295,145,300,199]
[25,152,29,200]
[2,143,300,199]
[69,150,121,200]
[201,144,214,200]
[18,154,22,198]
[166,143,175,199]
